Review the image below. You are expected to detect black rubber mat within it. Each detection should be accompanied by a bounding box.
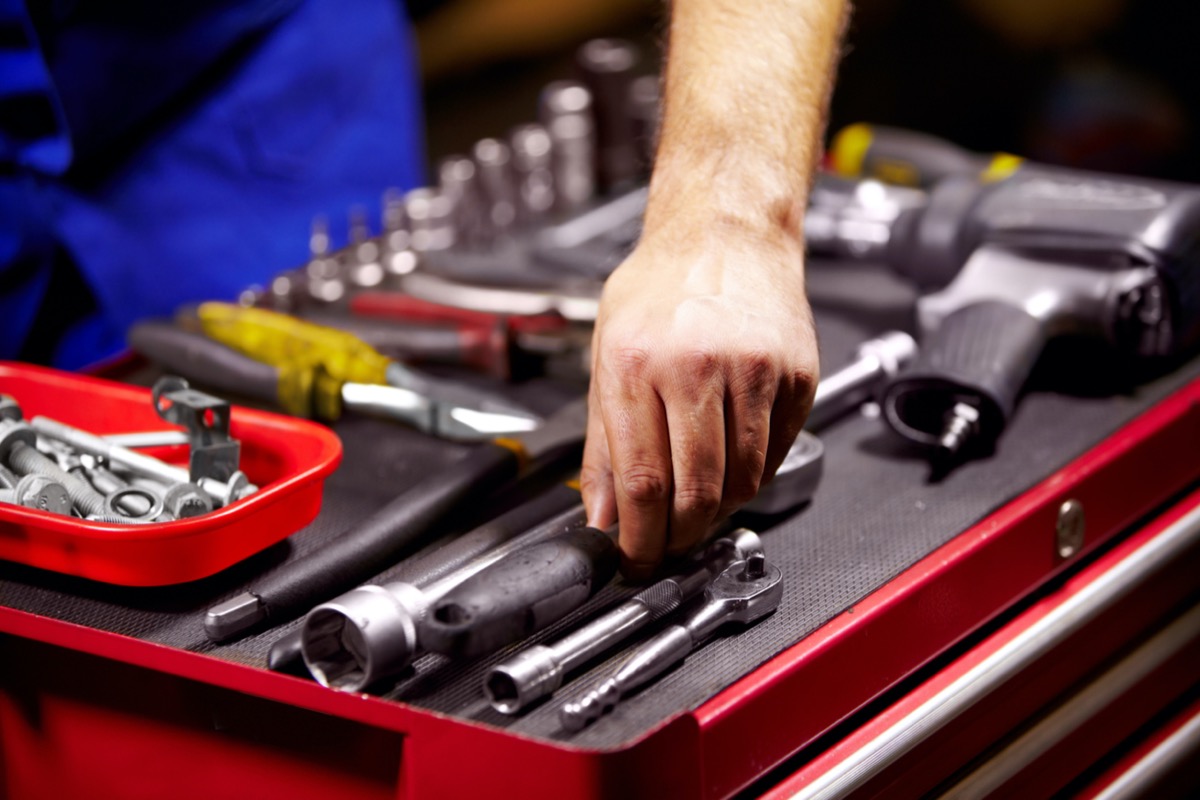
[3,260,1199,750]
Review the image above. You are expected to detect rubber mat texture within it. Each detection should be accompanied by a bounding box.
[3,261,1199,750]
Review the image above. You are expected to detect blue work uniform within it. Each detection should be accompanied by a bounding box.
[1,0,426,369]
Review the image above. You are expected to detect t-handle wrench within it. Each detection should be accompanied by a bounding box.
[559,553,783,732]
[486,528,764,714]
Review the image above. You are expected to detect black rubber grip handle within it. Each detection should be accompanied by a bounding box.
[128,321,281,404]
[883,302,1048,450]
[253,442,522,625]
[265,482,583,676]
[420,526,619,659]
[393,481,583,587]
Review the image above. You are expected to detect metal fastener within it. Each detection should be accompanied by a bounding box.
[84,513,152,525]
[30,416,256,508]
[0,421,106,516]
[1056,499,1086,559]
[0,474,73,515]
[151,377,239,483]
[103,486,166,522]
[0,462,19,489]
[162,482,213,518]
[0,394,22,422]
[81,463,154,517]
[103,430,190,449]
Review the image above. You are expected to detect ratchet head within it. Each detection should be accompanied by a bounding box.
[687,555,784,637]
[702,528,764,569]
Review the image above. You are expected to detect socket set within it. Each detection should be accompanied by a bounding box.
[0,362,341,585]
[252,38,660,323]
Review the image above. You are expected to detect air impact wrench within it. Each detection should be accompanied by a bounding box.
[813,142,1200,460]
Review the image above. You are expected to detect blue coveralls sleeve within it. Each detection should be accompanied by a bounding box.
[1,0,426,369]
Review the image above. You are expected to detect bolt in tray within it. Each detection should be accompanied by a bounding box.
[0,362,342,586]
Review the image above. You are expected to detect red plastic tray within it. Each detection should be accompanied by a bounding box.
[0,361,342,586]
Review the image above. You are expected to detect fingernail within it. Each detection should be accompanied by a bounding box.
[584,486,614,529]
[584,495,603,528]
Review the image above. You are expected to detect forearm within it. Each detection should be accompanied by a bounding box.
[583,0,845,577]
[646,0,849,242]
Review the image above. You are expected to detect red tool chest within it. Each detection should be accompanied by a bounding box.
[2,328,1198,799]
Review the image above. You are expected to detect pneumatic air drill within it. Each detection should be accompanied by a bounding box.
[807,131,1200,461]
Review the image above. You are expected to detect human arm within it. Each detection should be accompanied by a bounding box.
[580,0,849,577]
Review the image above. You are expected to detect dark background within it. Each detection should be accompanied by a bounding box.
[415,0,1199,183]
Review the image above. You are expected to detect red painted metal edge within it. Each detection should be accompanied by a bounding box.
[755,486,1200,798]
[0,639,407,800]
[694,377,1200,799]
[1075,692,1200,799]
[976,635,1200,798]
[0,606,704,800]
[0,609,409,734]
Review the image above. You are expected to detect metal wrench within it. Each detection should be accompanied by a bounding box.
[486,528,764,714]
[559,554,783,731]
[300,494,587,691]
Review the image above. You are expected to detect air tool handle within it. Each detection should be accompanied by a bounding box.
[883,302,1046,458]
[420,525,619,659]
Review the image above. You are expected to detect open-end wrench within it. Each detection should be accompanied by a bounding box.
[559,553,783,732]
[737,332,914,516]
[485,528,764,714]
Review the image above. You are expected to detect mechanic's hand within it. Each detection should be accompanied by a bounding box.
[581,220,819,579]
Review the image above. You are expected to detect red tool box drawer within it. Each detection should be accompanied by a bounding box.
[758,488,1200,799]
[0,362,342,586]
